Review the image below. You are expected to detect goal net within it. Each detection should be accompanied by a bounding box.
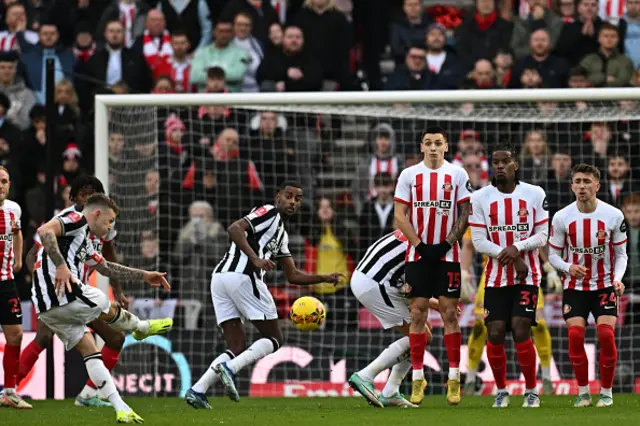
[97,90,640,398]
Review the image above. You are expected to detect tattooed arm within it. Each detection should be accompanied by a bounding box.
[94,261,171,291]
[446,200,470,246]
[37,219,67,267]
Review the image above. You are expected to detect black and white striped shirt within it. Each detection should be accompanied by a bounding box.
[213,204,291,281]
[31,210,104,313]
[356,230,408,287]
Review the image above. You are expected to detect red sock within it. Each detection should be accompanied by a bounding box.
[486,342,507,389]
[443,332,461,369]
[3,344,20,389]
[568,326,589,386]
[409,332,427,371]
[515,338,537,390]
[87,346,121,389]
[597,324,617,389]
[16,340,44,386]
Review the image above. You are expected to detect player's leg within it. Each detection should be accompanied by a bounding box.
[75,332,142,423]
[98,301,172,340]
[511,287,539,408]
[75,319,126,407]
[405,259,430,404]
[593,287,619,407]
[465,281,487,396]
[531,288,553,394]
[437,262,463,405]
[16,320,54,387]
[563,289,592,407]
[483,287,509,408]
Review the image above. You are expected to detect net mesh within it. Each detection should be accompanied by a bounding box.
[104,99,640,398]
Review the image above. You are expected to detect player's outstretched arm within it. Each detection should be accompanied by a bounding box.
[278,256,344,285]
[93,261,170,290]
[227,217,275,272]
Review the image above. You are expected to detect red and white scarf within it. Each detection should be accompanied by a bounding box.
[0,32,17,51]
[167,58,191,93]
[119,3,136,48]
[143,30,172,67]
[74,43,96,63]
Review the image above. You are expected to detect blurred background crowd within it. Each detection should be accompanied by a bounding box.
[2,0,640,331]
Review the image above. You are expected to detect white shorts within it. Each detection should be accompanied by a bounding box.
[350,270,411,329]
[211,272,278,325]
[38,285,111,351]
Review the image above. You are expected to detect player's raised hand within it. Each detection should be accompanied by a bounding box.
[568,264,588,279]
[497,245,520,265]
[513,257,529,281]
[324,273,346,285]
[55,264,74,296]
[613,280,625,297]
[143,271,171,291]
[251,257,276,272]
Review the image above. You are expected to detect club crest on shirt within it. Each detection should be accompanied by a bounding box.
[518,208,528,218]
[564,304,572,314]
[442,182,454,192]
[595,230,607,240]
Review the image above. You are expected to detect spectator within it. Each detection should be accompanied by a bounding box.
[109,132,125,166]
[233,12,263,92]
[246,111,298,197]
[190,20,249,92]
[604,154,634,206]
[156,0,213,51]
[351,123,402,214]
[59,143,84,186]
[424,23,464,90]
[622,194,640,288]
[54,80,80,143]
[19,105,47,191]
[493,47,515,87]
[83,19,152,100]
[0,2,38,52]
[358,172,395,257]
[556,0,576,23]
[390,0,432,64]
[468,58,497,88]
[289,0,351,89]
[556,0,603,66]
[0,91,21,176]
[20,22,75,105]
[268,22,284,50]
[384,43,428,90]
[152,75,175,93]
[519,129,551,184]
[131,9,172,75]
[111,80,129,94]
[97,0,150,48]
[545,148,573,216]
[221,0,280,45]
[455,0,514,71]
[72,22,96,67]
[509,28,569,88]
[452,129,489,184]
[578,121,610,170]
[0,50,35,130]
[622,0,640,69]
[257,25,323,92]
[567,66,590,110]
[152,30,193,93]
[462,152,490,189]
[581,23,635,87]
[511,0,563,59]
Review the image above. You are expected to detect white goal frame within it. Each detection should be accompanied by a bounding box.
[93,87,640,294]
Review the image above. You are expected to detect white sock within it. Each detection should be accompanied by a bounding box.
[448,367,460,380]
[541,367,551,381]
[412,369,424,381]
[601,387,612,398]
[357,337,409,382]
[525,387,537,395]
[227,338,278,374]
[3,387,15,395]
[107,307,149,334]
[497,387,507,394]
[192,351,233,393]
[382,359,411,398]
[579,385,590,395]
[465,368,477,384]
[84,354,130,412]
[78,384,98,399]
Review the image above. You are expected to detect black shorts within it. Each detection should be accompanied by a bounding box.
[563,287,618,321]
[484,285,538,327]
[0,279,23,325]
[405,259,461,299]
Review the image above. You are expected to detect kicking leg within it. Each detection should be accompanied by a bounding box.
[98,302,172,339]
[16,320,53,387]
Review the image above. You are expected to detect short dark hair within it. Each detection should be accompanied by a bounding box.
[29,105,46,121]
[599,22,619,35]
[571,163,601,181]
[105,18,124,29]
[421,126,447,141]
[70,175,105,201]
[493,140,517,157]
[216,19,233,27]
[569,66,588,79]
[207,66,226,80]
[86,193,120,215]
[373,172,394,187]
[278,181,303,192]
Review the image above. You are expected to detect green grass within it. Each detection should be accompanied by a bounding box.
[3,395,640,426]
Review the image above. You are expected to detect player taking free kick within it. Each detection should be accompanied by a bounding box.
[547,164,627,408]
[468,143,549,408]
[393,126,472,405]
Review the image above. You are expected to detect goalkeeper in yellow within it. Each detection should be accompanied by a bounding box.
[461,228,560,395]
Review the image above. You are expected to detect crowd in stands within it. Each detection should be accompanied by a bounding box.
[2,0,640,329]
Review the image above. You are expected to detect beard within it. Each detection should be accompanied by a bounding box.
[107,41,124,50]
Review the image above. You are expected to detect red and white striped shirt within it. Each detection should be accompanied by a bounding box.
[394,160,472,263]
[548,200,627,291]
[600,0,627,23]
[0,199,21,281]
[0,30,38,51]
[469,183,548,288]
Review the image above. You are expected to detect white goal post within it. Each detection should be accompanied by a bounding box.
[94,89,640,398]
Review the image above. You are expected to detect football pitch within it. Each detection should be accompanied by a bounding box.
[4,395,640,426]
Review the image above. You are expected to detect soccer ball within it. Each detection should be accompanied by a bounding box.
[289,296,326,331]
